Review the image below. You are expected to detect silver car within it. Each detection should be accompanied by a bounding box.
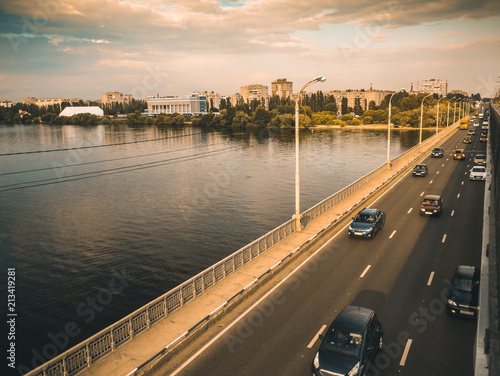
[469,166,487,181]
[473,154,486,166]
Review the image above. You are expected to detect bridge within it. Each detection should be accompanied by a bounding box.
[27,105,499,376]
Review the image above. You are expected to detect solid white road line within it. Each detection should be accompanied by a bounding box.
[307,325,327,348]
[400,339,413,366]
[442,234,447,243]
[407,208,413,214]
[389,230,396,239]
[360,265,371,278]
[427,272,435,286]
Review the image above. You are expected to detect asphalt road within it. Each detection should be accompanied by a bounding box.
[155,125,485,376]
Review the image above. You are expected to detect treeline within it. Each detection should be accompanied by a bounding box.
[0,99,147,125]
[1,91,481,128]
[194,91,477,129]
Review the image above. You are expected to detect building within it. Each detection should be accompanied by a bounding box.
[22,97,38,105]
[240,84,269,109]
[59,106,104,117]
[0,100,12,108]
[147,93,207,116]
[321,86,393,112]
[102,92,133,104]
[449,89,468,97]
[417,79,447,96]
[193,91,221,111]
[37,98,77,107]
[271,78,293,98]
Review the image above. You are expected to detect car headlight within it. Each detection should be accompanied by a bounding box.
[433,210,437,213]
[447,299,457,307]
[313,352,320,369]
[348,361,360,376]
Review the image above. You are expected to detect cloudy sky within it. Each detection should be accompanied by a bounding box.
[1,0,499,102]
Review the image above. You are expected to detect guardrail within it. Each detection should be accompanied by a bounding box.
[27,123,459,376]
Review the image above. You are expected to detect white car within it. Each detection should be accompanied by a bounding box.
[470,166,487,181]
[474,154,486,166]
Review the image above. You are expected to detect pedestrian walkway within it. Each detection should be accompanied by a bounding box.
[65,126,459,376]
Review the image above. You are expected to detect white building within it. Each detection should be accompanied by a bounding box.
[417,79,448,96]
[147,93,207,116]
[59,106,104,117]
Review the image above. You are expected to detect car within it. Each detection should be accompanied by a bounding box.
[480,132,488,142]
[312,306,383,376]
[446,266,480,318]
[420,194,443,216]
[463,136,472,144]
[348,208,385,238]
[470,166,487,181]
[467,129,475,135]
[431,147,444,158]
[453,149,466,160]
[412,163,428,177]
[473,154,486,166]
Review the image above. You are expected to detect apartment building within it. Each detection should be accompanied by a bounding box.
[271,78,293,98]
[417,79,447,96]
[322,87,393,111]
[102,92,133,104]
[240,84,269,109]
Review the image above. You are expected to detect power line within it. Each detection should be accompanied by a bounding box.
[0,142,227,177]
[0,132,209,157]
[0,146,239,193]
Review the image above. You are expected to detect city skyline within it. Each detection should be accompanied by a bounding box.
[1,0,499,102]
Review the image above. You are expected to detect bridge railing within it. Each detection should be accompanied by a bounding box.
[27,123,458,376]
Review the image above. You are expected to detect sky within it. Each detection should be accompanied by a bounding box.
[1,0,500,102]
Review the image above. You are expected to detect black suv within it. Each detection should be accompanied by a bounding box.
[412,163,428,177]
[446,266,480,318]
[312,306,383,376]
[431,147,444,158]
[348,208,385,238]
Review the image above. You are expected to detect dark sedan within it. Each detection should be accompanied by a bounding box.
[348,208,385,238]
[446,265,480,318]
[412,163,428,177]
[431,147,444,158]
[312,306,383,376]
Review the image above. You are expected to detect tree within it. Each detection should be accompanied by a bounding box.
[251,107,271,128]
[341,97,348,115]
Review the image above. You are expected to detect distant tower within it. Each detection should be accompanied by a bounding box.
[410,83,414,92]
[370,83,373,91]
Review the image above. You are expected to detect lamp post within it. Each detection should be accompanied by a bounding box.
[419,93,433,144]
[458,98,465,121]
[447,97,457,127]
[294,75,326,231]
[453,100,458,124]
[387,88,405,170]
[436,96,446,134]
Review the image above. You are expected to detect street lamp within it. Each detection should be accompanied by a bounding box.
[447,97,457,127]
[387,88,405,170]
[294,75,326,231]
[458,98,465,121]
[419,93,433,144]
[436,96,446,134]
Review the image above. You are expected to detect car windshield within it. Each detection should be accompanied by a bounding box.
[322,329,362,358]
[415,165,425,169]
[354,214,375,223]
[472,168,485,172]
[423,199,438,205]
[452,277,475,292]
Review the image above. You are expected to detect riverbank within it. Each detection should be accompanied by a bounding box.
[309,123,450,131]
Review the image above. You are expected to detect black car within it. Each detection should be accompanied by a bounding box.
[348,208,385,238]
[312,306,383,376]
[446,265,480,318]
[431,147,444,158]
[412,163,428,177]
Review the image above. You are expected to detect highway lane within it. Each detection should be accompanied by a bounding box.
[157,125,485,376]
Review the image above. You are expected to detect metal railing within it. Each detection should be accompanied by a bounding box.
[27,123,458,376]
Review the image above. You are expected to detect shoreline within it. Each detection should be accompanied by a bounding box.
[309,124,451,131]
